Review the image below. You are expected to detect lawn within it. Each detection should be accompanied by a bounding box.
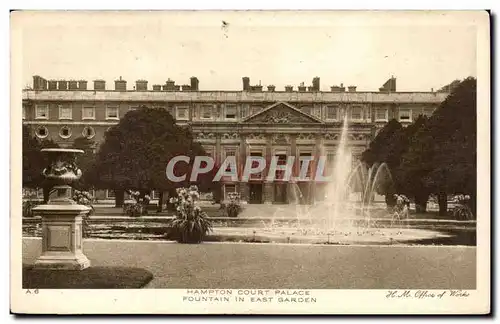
[23,238,476,289]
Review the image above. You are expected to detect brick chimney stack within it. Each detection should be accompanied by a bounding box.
[115,76,127,91]
[58,80,68,90]
[94,79,106,90]
[242,77,250,91]
[312,77,320,91]
[135,80,148,91]
[78,80,88,90]
[190,77,199,91]
[48,80,58,90]
[68,80,78,90]
[33,75,48,90]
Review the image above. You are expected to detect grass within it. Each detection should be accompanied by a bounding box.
[22,265,154,289]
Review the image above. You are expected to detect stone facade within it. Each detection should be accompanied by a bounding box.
[22,75,448,204]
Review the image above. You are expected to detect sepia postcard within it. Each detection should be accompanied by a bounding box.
[10,10,490,315]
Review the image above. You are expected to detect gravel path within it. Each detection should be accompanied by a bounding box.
[22,238,476,289]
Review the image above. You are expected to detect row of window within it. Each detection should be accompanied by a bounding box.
[29,105,119,121]
[35,125,96,139]
[25,104,435,122]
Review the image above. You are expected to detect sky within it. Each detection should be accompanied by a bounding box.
[18,11,479,92]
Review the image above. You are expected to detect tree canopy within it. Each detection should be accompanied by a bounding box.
[360,77,477,216]
[22,124,60,189]
[90,106,213,196]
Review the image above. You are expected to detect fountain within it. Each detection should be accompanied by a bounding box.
[223,115,448,245]
[31,148,92,270]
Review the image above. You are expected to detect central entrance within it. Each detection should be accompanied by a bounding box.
[249,183,263,204]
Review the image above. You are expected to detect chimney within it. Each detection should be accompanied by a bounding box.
[242,77,250,91]
[165,79,175,91]
[152,84,162,91]
[33,75,47,90]
[68,80,78,90]
[298,82,306,92]
[48,80,58,90]
[114,77,127,91]
[285,85,293,92]
[267,85,276,92]
[78,80,87,90]
[307,86,314,92]
[94,79,106,90]
[174,85,181,91]
[312,77,320,91]
[182,85,192,91]
[58,80,68,90]
[190,77,199,91]
[135,80,148,91]
[348,86,357,92]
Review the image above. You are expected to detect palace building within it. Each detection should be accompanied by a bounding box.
[22,75,449,204]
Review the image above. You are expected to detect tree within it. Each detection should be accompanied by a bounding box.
[425,77,477,216]
[71,136,97,190]
[396,115,433,212]
[361,119,406,206]
[22,124,60,202]
[90,106,212,209]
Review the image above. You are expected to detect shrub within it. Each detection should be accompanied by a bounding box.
[168,185,213,243]
[124,191,150,217]
[224,192,242,218]
[22,200,39,218]
[451,194,474,220]
[22,188,40,218]
[72,190,95,238]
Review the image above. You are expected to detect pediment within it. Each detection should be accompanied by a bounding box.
[242,102,323,124]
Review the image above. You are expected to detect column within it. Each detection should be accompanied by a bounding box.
[288,135,297,204]
[238,134,249,203]
[263,134,273,204]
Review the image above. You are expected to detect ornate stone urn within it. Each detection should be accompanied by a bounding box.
[32,148,91,270]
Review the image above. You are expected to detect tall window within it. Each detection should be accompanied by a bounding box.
[275,153,287,180]
[176,106,189,120]
[201,105,212,119]
[22,106,26,119]
[35,104,48,119]
[82,106,95,120]
[299,152,313,178]
[58,104,72,120]
[350,107,363,121]
[399,108,412,122]
[326,106,338,120]
[225,105,237,119]
[375,108,388,121]
[224,149,237,172]
[106,106,119,120]
[249,152,263,179]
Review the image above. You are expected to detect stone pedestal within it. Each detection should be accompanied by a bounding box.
[32,204,91,270]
